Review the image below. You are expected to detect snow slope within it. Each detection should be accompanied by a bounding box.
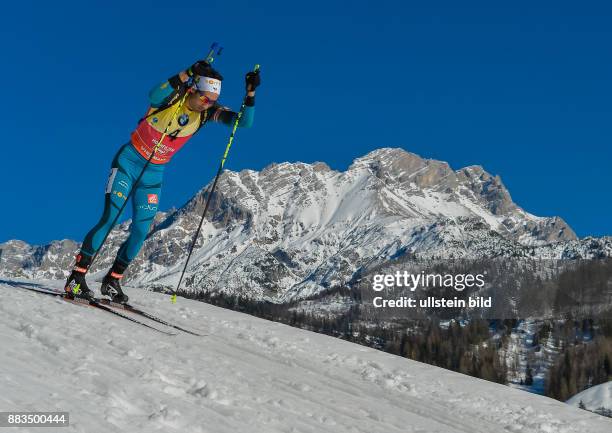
[567,381,612,412]
[1,280,610,433]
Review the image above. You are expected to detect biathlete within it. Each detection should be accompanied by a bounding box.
[64,60,260,303]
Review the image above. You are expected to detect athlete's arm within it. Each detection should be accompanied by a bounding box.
[210,70,259,128]
[210,94,255,128]
[147,71,190,108]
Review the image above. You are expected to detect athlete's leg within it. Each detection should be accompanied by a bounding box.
[114,171,163,266]
[66,147,133,297]
[80,165,132,259]
[101,180,160,304]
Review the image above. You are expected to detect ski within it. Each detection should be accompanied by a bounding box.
[97,298,206,337]
[8,283,176,335]
[69,297,177,336]
[6,282,75,298]
[7,282,202,336]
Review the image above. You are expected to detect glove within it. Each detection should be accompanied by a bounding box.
[189,61,224,80]
[245,70,261,92]
[189,60,212,77]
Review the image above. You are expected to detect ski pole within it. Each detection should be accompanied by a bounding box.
[171,64,260,303]
[85,44,224,273]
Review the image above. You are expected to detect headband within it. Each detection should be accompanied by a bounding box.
[196,76,222,95]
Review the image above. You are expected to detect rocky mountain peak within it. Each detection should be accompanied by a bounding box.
[1,147,600,301]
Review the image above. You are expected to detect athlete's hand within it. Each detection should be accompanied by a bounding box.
[190,60,213,77]
[245,70,260,93]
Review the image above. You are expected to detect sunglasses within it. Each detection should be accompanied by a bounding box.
[197,92,218,105]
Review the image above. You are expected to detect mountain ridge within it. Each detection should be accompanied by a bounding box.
[2,147,610,302]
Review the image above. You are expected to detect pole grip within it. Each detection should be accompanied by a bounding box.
[205,42,221,63]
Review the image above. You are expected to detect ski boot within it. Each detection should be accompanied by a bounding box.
[64,253,95,301]
[100,261,129,304]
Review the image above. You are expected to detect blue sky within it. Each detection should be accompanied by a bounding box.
[1,1,610,244]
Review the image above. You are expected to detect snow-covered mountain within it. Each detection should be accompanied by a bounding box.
[1,279,610,433]
[567,381,612,413]
[2,148,611,301]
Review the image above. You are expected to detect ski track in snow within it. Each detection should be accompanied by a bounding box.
[0,280,610,433]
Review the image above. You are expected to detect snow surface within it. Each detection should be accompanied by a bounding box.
[567,381,612,412]
[1,279,610,433]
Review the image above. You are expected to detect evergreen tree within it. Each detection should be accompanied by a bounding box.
[525,364,533,386]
